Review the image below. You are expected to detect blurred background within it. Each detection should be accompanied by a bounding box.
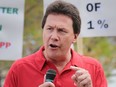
[0,0,116,87]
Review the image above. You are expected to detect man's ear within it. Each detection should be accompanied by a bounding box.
[72,34,78,43]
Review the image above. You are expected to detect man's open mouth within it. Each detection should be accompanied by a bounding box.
[49,44,58,48]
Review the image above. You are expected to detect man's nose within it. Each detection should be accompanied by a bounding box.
[51,31,59,41]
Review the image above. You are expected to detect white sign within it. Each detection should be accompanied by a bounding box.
[0,0,25,60]
[44,0,116,37]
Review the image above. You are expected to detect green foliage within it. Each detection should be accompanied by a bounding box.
[23,0,43,56]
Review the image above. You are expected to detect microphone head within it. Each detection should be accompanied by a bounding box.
[45,69,56,82]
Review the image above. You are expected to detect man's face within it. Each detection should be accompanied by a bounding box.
[43,14,77,60]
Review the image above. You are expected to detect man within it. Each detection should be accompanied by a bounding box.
[4,1,107,87]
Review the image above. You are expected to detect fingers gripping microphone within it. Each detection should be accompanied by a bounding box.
[45,69,56,82]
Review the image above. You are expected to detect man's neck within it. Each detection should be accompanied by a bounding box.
[43,50,72,73]
[49,54,71,73]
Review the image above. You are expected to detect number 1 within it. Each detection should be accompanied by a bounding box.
[88,21,94,29]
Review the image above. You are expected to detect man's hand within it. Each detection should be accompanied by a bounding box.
[70,66,93,87]
[39,82,55,87]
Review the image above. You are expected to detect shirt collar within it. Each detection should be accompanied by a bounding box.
[34,46,84,72]
[70,49,84,68]
[34,46,46,71]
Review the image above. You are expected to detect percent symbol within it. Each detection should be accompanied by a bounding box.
[97,20,108,29]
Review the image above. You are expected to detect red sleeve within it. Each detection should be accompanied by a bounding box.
[94,64,108,87]
[3,63,18,87]
[81,56,108,87]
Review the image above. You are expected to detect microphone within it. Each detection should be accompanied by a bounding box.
[45,69,56,82]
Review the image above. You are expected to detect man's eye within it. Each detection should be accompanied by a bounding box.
[47,28,52,30]
[59,29,67,33]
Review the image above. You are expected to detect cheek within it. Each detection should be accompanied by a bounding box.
[62,38,73,49]
[63,36,74,44]
[43,32,48,43]
[43,30,48,38]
